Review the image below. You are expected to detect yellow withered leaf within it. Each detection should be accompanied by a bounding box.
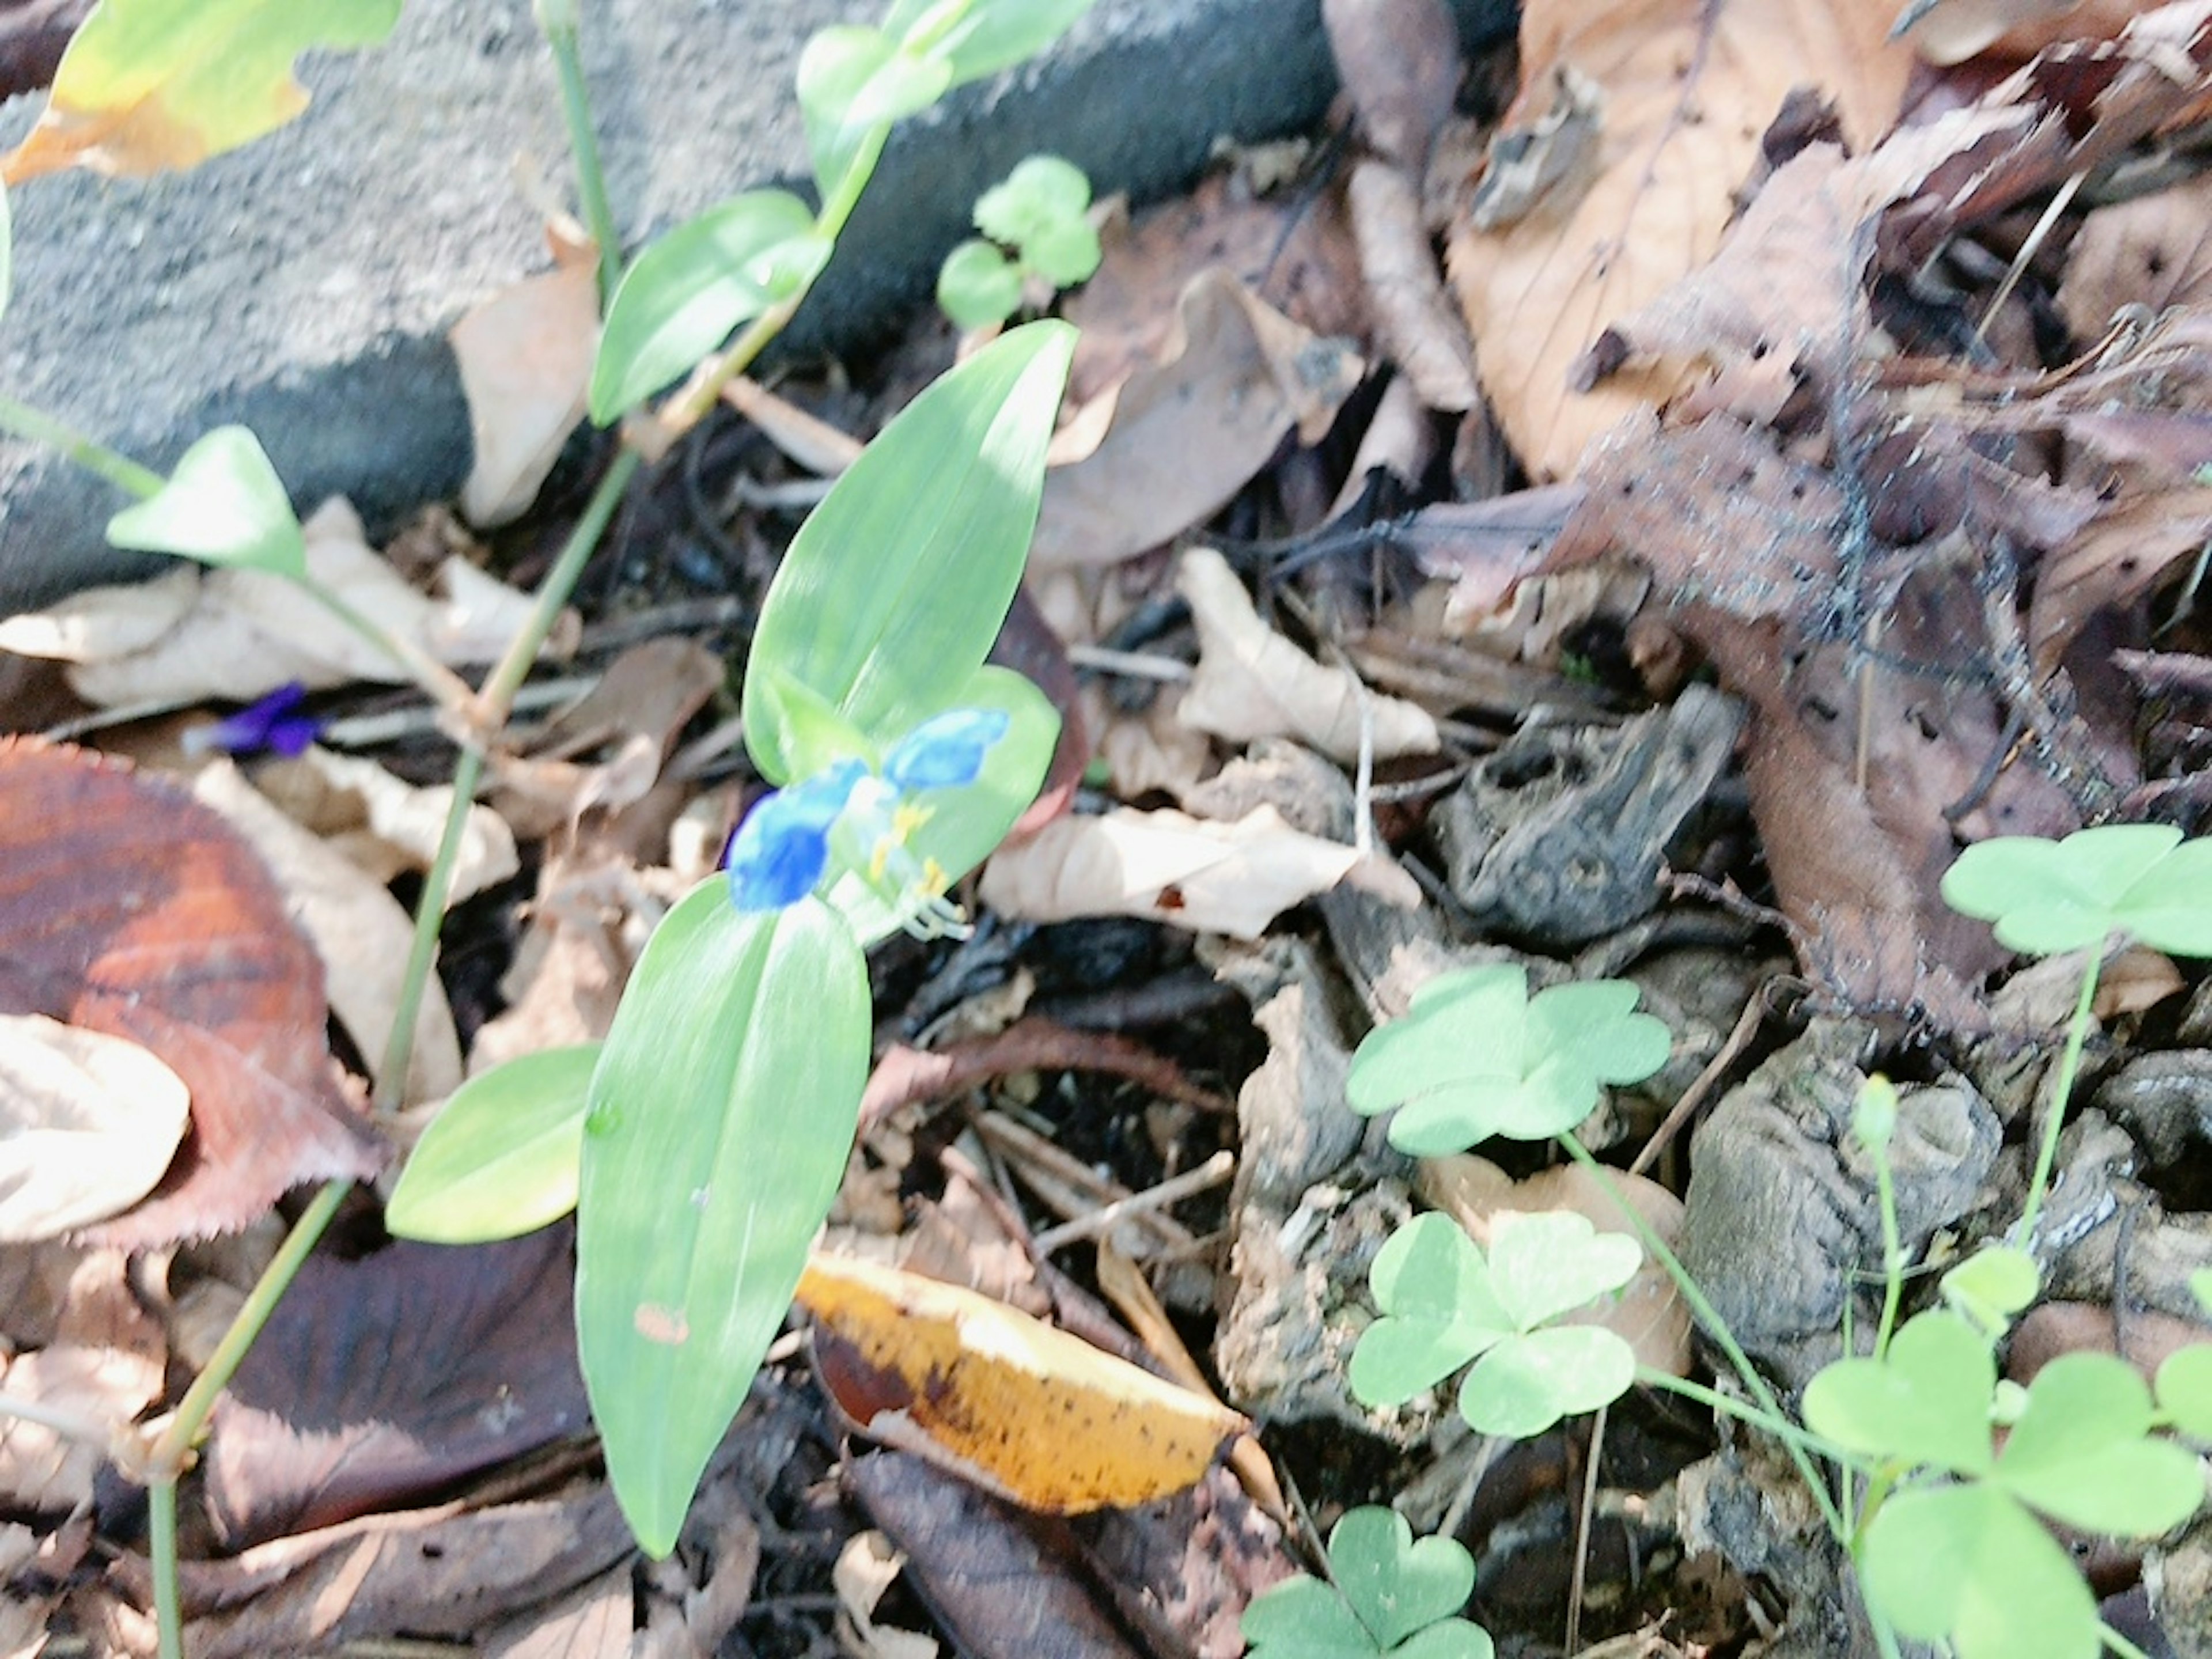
[796,1253,1248,1513]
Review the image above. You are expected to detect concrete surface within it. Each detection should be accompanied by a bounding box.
[0,0,1512,611]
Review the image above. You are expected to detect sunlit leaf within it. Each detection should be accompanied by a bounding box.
[577,887,867,1555]
[1994,1351,2204,1535]
[3,0,401,183]
[938,237,1022,329]
[892,0,1099,86]
[796,24,948,203]
[741,320,1073,783]
[106,426,305,575]
[589,190,828,423]
[1861,1483,2100,1659]
[1459,1325,1635,1437]
[1802,1312,1997,1478]
[1941,825,2212,957]
[1243,1506,1494,1659]
[2156,1343,2212,1441]
[385,1045,599,1245]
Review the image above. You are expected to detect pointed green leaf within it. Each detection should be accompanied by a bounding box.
[1457,1326,1636,1437]
[1995,1351,2204,1534]
[821,665,1059,944]
[741,320,1073,783]
[1329,1508,1474,1650]
[1349,1213,1510,1407]
[4,0,400,181]
[1801,1312,1996,1476]
[589,190,828,422]
[385,1045,599,1244]
[1860,1483,2100,1659]
[107,425,304,575]
[577,887,868,1555]
[796,24,948,202]
[1484,1211,1640,1331]
[894,0,1099,86]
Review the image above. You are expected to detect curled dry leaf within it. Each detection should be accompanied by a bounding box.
[453,235,601,528]
[0,739,382,1247]
[0,1014,189,1242]
[0,499,559,707]
[798,1253,1247,1514]
[192,759,464,1109]
[1416,1155,1692,1379]
[1177,546,1440,763]
[0,1251,164,1513]
[251,744,520,903]
[1031,271,1365,571]
[1347,160,1479,412]
[1448,0,1913,479]
[980,805,1419,940]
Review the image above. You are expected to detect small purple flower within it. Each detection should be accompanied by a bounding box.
[183,681,323,758]
[722,709,1009,914]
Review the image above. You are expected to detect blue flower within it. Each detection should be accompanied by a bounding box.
[724,709,1009,914]
[183,681,323,758]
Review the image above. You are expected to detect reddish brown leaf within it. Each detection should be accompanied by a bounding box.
[204,1226,588,1548]
[0,740,381,1246]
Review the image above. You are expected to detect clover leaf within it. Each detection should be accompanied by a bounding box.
[1940,825,2212,957]
[1241,1506,1492,1659]
[2157,1343,2212,1441]
[1350,1211,1638,1438]
[1347,965,1671,1156]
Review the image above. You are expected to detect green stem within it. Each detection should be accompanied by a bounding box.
[1639,1371,1856,1464]
[149,1477,181,1659]
[0,391,165,498]
[2015,950,2103,1245]
[375,743,487,1112]
[1556,1135,1849,1539]
[538,5,622,305]
[2102,1623,2156,1659]
[1873,1156,1903,1361]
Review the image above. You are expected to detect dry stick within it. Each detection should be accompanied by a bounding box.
[1565,1402,1607,1659]
[1628,985,1777,1179]
[972,1109,1199,1250]
[1031,1150,1234,1253]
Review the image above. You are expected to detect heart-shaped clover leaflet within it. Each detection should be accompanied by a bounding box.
[1330,1506,1476,1650]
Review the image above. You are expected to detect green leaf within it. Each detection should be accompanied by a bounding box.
[1994,1351,2205,1534]
[3,0,400,181]
[385,1046,598,1244]
[2195,1268,2212,1319]
[2157,1343,2212,1440]
[1940,1244,2040,1336]
[1021,215,1103,288]
[1459,1325,1635,1437]
[1861,1482,2101,1659]
[1350,1213,1510,1407]
[106,425,304,574]
[1484,1210,1640,1331]
[796,24,949,202]
[895,0,1100,86]
[820,665,1059,944]
[589,190,829,423]
[1330,1508,1477,1651]
[1346,965,1670,1156]
[741,320,1074,783]
[577,886,868,1555]
[1941,825,2212,957]
[937,238,1022,329]
[1801,1311,1996,1477]
[975,154,1090,244]
[1241,1509,1494,1659]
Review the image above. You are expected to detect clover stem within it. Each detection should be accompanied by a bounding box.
[374,742,488,1113]
[2014,948,2104,1247]
[1637,1372,1855,1465]
[1556,1136,1847,1539]
[2101,1624,2156,1659]
[1873,1153,1903,1362]
[0,391,166,499]
[149,1478,181,1659]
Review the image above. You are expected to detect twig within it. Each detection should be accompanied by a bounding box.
[1032,1150,1234,1253]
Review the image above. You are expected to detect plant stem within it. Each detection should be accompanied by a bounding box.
[1873,1156,1903,1361]
[537,1,622,305]
[1639,1372,1854,1464]
[285,574,478,715]
[0,1392,112,1445]
[1556,1136,1849,1539]
[375,743,487,1111]
[2015,950,2104,1245]
[149,1477,181,1659]
[0,391,165,498]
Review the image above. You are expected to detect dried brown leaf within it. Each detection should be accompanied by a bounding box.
[454,238,601,527]
[0,1016,188,1241]
[2059,171,2212,337]
[1324,0,1463,172]
[0,740,382,1245]
[1449,0,1914,480]
[0,1252,162,1513]
[1347,160,1479,412]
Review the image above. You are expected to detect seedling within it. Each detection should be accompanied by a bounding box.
[938,153,1103,328]
[1242,1506,1493,1659]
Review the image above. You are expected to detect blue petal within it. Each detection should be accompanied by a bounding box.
[882,708,1010,792]
[724,760,865,910]
[185,681,321,757]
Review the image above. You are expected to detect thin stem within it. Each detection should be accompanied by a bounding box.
[1873,1155,1903,1360]
[0,1392,112,1444]
[2102,1623,2156,1659]
[284,574,477,714]
[538,5,622,305]
[149,1477,181,1659]
[1556,1136,1849,1539]
[1639,1372,1855,1464]
[2016,950,2104,1245]
[0,391,165,498]
[471,448,642,724]
[375,743,487,1112]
